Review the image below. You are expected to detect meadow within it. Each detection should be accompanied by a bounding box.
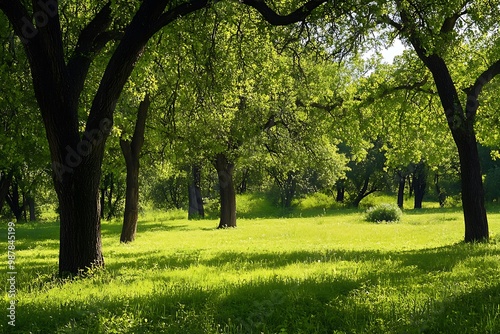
[2,195,500,333]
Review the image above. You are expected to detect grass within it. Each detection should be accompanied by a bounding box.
[2,202,500,333]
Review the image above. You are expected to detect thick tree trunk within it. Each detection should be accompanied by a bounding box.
[412,162,426,209]
[120,94,149,243]
[57,166,104,276]
[214,154,236,228]
[0,0,216,276]
[455,134,488,242]
[421,54,489,241]
[188,165,204,220]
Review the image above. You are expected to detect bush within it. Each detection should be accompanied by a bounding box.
[365,203,402,223]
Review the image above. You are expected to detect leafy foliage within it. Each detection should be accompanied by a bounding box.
[365,203,402,223]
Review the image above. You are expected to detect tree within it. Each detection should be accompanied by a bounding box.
[119,94,150,243]
[377,0,500,241]
[147,3,339,228]
[0,0,212,275]
[0,0,328,274]
[0,20,50,221]
[187,165,205,219]
[345,140,388,208]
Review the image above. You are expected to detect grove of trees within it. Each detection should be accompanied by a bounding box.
[1,0,499,276]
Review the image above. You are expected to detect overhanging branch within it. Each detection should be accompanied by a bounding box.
[464,59,500,119]
[152,0,210,34]
[465,59,500,98]
[0,0,30,39]
[240,0,327,26]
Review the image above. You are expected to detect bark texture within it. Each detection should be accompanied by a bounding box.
[214,154,236,228]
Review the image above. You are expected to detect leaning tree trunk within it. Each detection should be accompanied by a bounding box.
[422,54,489,242]
[120,94,150,243]
[214,154,236,228]
[351,176,377,208]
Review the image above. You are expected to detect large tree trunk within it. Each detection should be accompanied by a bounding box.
[188,165,204,220]
[57,166,104,276]
[455,133,488,242]
[421,54,489,242]
[412,162,426,209]
[120,94,150,243]
[214,154,236,228]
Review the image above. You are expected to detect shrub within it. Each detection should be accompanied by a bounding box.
[365,203,402,223]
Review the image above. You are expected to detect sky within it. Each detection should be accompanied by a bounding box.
[380,38,406,63]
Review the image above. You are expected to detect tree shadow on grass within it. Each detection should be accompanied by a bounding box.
[104,241,500,275]
[100,221,191,236]
[9,242,500,334]
[2,222,60,251]
[9,273,362,334]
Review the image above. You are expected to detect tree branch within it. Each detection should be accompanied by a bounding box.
[152,0,210,34]
[464,59,500,118]
[465,59,500,98]
[240,0,327,26]
[67,2,119,103]
[378,14,403,31]
[440,10,466,34]
[131,93,151,157]
[0,0,30,39]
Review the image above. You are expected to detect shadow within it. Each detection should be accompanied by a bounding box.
[104,242,500,280]
[425,284,500,333]
[7,241,500,333]
[8,270,362,334]
[1,222,60,251]
[402,207,462,215]
[100,221,191,236]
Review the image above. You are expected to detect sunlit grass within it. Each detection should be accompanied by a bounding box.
[2,203,500,333]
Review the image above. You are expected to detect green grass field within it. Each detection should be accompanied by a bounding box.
[2,200,500,333]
